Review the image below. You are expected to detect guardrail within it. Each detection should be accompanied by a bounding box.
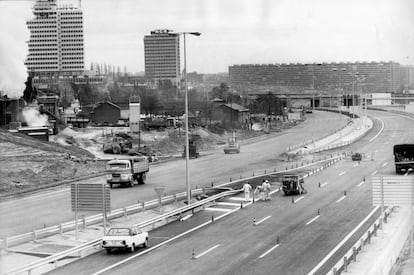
[1,153,347,251]
[286,109,357,153]
[4,189,240,275]
[327,207,393,275]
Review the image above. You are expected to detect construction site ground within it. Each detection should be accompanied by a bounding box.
[0,120,300,199]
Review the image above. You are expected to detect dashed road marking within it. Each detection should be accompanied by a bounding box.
[382,162,388,167]
[294,196,305,203]
[339,171,347,176]
[357,181,365,187]
[372,170,378,176]
[229,197,246,201]
[320,182,329,188]
[259,244,280,258]
[194,244,220,259]
[336,195,346,203]
[353,163,359,167]
[269,188,280,195]
[306,215,320,225]
[255,216,271,225]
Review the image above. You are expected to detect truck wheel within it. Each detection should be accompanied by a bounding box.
[143,238,148,248]
[109,183,113,189]
[130,244,135,252]
[129,180,134,187]
[106,248,112,254]
[139,173,146,184]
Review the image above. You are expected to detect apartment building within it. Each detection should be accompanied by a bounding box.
[25,0,84,77]
[143,29,180,84]
[229,62,401,94]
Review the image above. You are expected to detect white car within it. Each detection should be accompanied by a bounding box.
[102,227,148,254]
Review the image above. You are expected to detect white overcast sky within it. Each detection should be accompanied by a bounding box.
[0,0,413,96]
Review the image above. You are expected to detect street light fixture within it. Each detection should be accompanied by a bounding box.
[171,31,201,205]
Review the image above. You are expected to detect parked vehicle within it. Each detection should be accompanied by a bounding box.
[224,132,240,154]
[394,144,414,174]
[351,152,362,161]
[103,136,132,154]
[106,156,149,188]
[102,226,148,254]
[282,174,306,195]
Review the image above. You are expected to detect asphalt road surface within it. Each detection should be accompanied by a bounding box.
[0,111,348,238]
[47,109,414,275]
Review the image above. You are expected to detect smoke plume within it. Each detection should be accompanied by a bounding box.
[22,107,49,127]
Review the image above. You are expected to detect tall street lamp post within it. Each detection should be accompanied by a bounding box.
[173,31,201,205]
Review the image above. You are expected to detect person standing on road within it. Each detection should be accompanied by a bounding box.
[242,182,252,201]
[265,180,271,200]
[262,180,269,201]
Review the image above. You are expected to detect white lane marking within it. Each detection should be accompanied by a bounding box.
[320,182,329,188]
[205,207,232,212]
[255,215,271,226]
[357,181,365,187]
[336,196,346,203]
[94,202,244,275]
[294,196,305,203]
[374,150,379,153]
[339,171,347,176]
[307,206,380,275]
[216,202,241,207]
[369,116,385,142]
[353,163,359,167]
[269,188,280,195]
[382,162,388,167]
[180,214,193,221]
[194,244,220,259]
[259,244,280,258]
[306,215,320,225]
[372,170,378,176]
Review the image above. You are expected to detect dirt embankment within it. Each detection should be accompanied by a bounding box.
[0,119,302,197]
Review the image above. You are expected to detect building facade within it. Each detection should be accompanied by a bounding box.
[229,62,401,94]
[144,29,180,83]
[25,0,84,77]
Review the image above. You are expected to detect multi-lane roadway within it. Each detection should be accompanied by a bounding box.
[45,109,414,274]
[0,111,348,238]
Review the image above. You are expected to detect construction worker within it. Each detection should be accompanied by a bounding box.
[262,180,269,201]
[265,180,271,200]
[242,182,252,201]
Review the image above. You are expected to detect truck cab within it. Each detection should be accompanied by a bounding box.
[282,174,306,195]
[106,156,149,188]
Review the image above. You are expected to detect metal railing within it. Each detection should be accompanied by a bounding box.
[4,189,240,275]
[327,207,393,275]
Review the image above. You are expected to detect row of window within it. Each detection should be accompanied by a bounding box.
[62,61,83,64]
[31,30,57,33]
[28,53,58,56]
[61,25,83,29]
[28,43,58,47]
[61,21,83,25]
[31,35,57,38]
[29,48,57,52]
[62,66,84,69]
[62,34,83,38]
[61,52,83,55]
[62,30,83,33]
[28,67,58,70]
[62,44,83,47]
[27,20,56,24]
[28,25,57,29]
[61,39,83,42]
[61,48,83,51]
[26,62,58,65]
[27,57,58,60]
[28,39,57,43]
[62,57,83,60]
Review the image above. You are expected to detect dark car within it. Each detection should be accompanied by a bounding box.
[351,153,362,161]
